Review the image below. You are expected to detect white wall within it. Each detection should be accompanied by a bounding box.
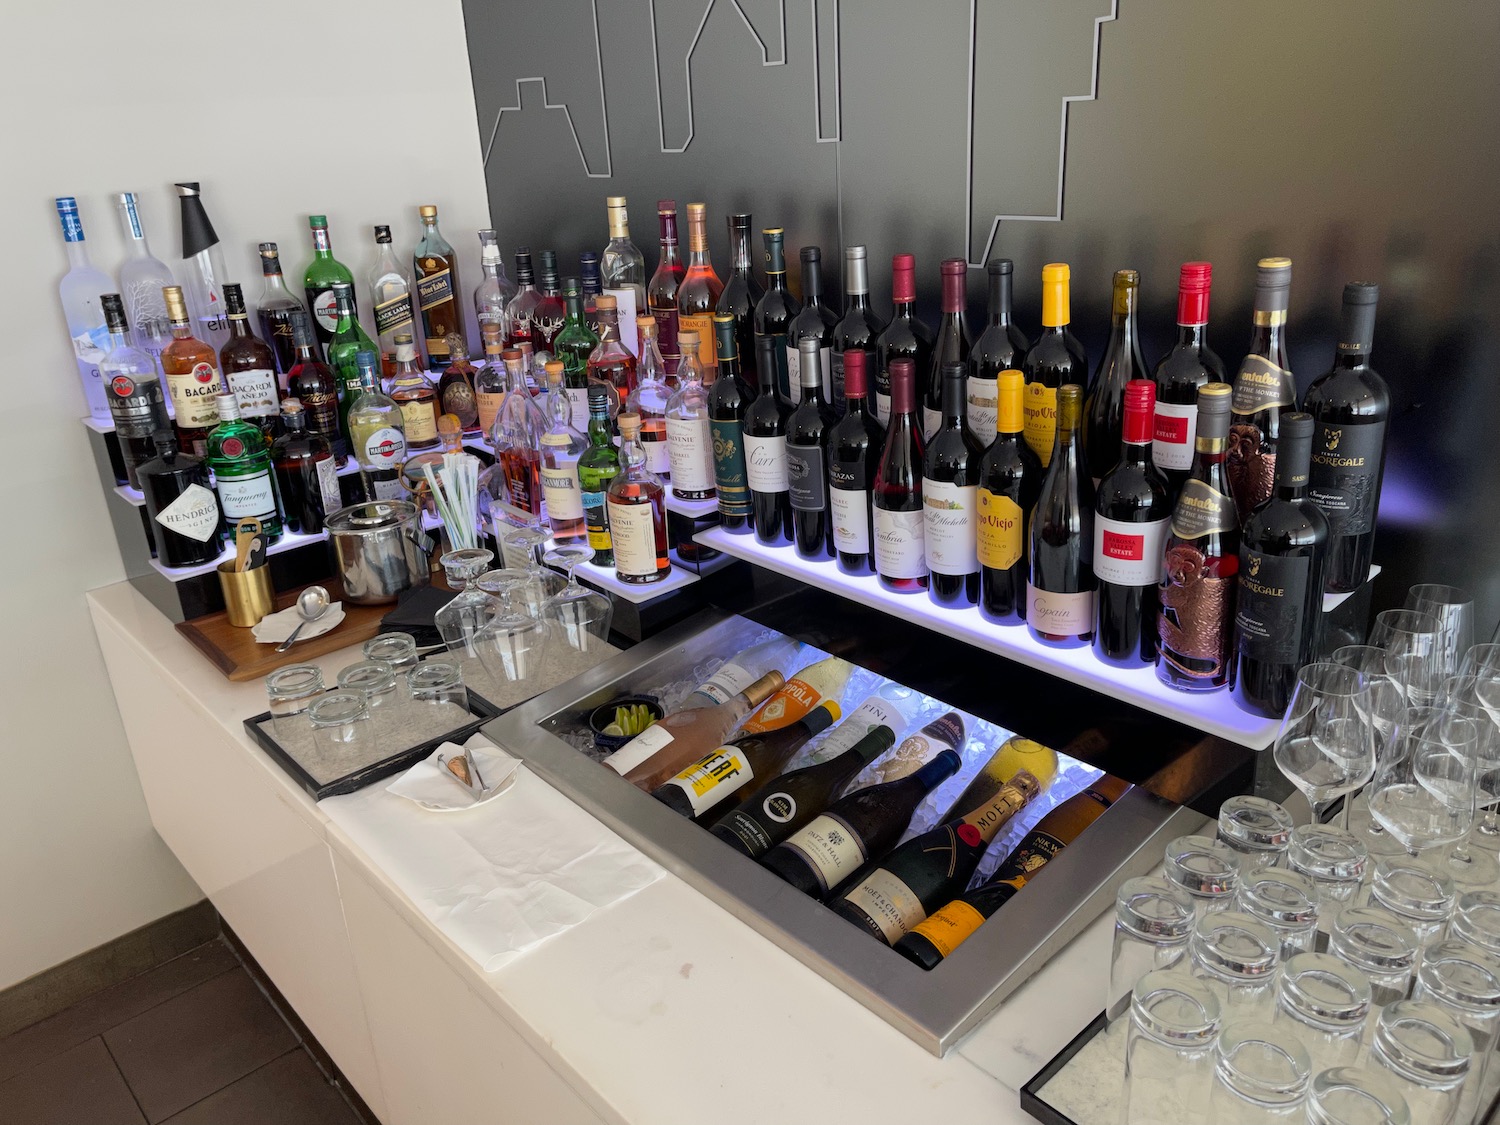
[0,0,493,989]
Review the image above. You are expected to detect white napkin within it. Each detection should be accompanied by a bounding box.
[252,600,346,644]
[387,740,524,812]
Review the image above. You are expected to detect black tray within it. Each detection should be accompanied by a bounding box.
[1020,1010,1109,1125]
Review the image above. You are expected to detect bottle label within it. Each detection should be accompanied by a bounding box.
[1152,400,1198,471]
[417,268,454,312]
[719,808,776,855]
[374,292,415,336]
[652,308,680,368]
[875,391,892,427]
[602,287,639,354]
[873,714,966,783]
[541,464,584,520]
[1159,544,1233,681]
[1308,420,1385,536]
[741,677,826,735]
[694,663,756,706]
[361,427,406,468]
[72,327,110,365]
[155,482,220,543]
[760,791,799,824]
[607,498,661,578]
[711,419,751,517]
[830,349,848,406]
[678,314,719,366]
[477,391,505,436]
[167,363,224,428]
[666,415,716,491]
[782,813,868,894]
[216,469,277,522]
[312,288,340,333]
[664,746,753,814]
[226,368,278,420]
[908,898,988,958]
[976,491,1025,570]
[921,406,942,443]
[1170,479,1237,539]
[370,475,405,501]
[992,830,1070,886]
[605,723,675,776]
[841,867,927,942]
[966,375,998,442]
[400,401,437,443]
[1093,515,1169,587]
[1023,382,1058,465]
[874,507,927,579]
[1231,355,1294,414]
[786,443,828,512]
[1234,550,1311,663]
[564,387,591,435]
[1026,585,1094,637]
[816,696,906,758]
[642,422,672,475]
[105,374,163,427]
[923,480,977,575]
[743,433,790,493]
[830,487,871,554]
[584,489,613,552]
[316,455,342,516]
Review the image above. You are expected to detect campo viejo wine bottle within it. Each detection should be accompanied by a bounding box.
[1152,261,1226,493]
[924,362,984,607]
[744,334,794,544]
[1022,263,1086,467]
[976,370,1042,624]
[827,349,885,575]
[1083,269,1149,484]
[1027,384,1095,647]
[874,358,927,593]
[967,257,1028,448]
[1226,258,1296,519]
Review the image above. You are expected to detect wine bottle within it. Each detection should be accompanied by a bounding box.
[739,655,854,735]
[785,246,836,406]
[786,335,837,558]
[1022,264,1086,466]
[652,702,840,820]
[967,258,1028,448]
[753,229,800,401]
[761,749,962,897]
[1093,380,1173,667]
[1156,383,1239,691]
[1301,282,1389,593]
[1231,413,1330,718]
[710,724,898,859]
[708,313,755,532]
[828,349,886,575]
[676,203,724,371]
[647,201,684,375]
[606,671,785,790]
[924,362,984,607]
[744,334,794,545]
[893,775,1130,969]
[1152,262,1227,492]
[977,370,1043,624]
[874,254,934,425]
[686,636,803,707]
[924,258,972,441]
[1028,384,1096,647]
[874,358,927,593]
[1083,269,1149,483]
[831,245,886,419]
[715,213,763,387]
[866,710,967,784]
[809,687,913,760]
[1226,258,1295,518]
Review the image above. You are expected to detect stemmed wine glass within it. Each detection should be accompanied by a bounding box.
[501,524,566,614]
[1433,675,1500,886]
[1461,643,1500,678]
[433,548,500,659]
[1405,584,1475,683]
[1367,705,1480,860]
[1332,644,1411,850]
[1273,663,1378,827]
[543,544,614,653]
[1474,664,1500,846]
[474,577,551,686]
[1370,609,1444,706]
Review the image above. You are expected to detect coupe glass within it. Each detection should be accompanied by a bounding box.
[1366,706,1480,859]
[1273,663,1376,826]
[1432,675,1500,887]
[543,543,614,653]
[1403,584,1474,683]
[1369,609,1443,706]
[435,548,501,659]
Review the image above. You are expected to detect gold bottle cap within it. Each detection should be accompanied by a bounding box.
[544,359,564,377]
[596,294,617,310]
[394,332,414,345]
[163,285,189,323]
[1041,263,1071,328]
[995,369,1025,434]
[607,196,629,238]
[419,204,438,218]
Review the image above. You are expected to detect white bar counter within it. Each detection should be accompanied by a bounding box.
[89,579,1115,1125]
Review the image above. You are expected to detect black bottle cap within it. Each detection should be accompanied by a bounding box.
[587,382,608,406]
[150,428,178,456]
[515,247,533,283]
[1195,382,1233,441]
[987,258,1014,276]
[223,283,246,316]
[941,361,966,414]
[563,276,581,299]
[290,309,315,347]
[175,182,219,260]
[374,224,391,244]
[729,213,751,231]
[539,250,559,283]
[1277,412,1315,487]
[1338,282,1380,354]
[801,245,821,265]
[101,293,128,333]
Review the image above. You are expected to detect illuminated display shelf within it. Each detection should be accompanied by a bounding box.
[558,550,703,604]
[147,527,329,582]
[664,491,719,518]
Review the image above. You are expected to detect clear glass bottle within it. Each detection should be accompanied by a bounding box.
[53,196,114,421]
[368,225,416,377]
[665,331,716,501]
[174,183,231,357]
[160,284,225,457]
[388,334,440,451]
[489,348,546,523]
[434,548,500,659]
[100,293,171,489]
[113,192,176,371]
[627,314,671,477]
[413,204,463,369]
[577,384,620,566]
[474,228,515,338]
[607,413,670,583]
[437,333,481,435]
[601,196,647,356]
[255,242,305,382]
[539,360,588,546]
[303,214,356,357]
[346,351,407,502]
[205,393,281,543]
[505,248,542,350]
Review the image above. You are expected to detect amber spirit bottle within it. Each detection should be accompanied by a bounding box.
[285,310,347,465]
[677,202,724,372]
[437,334,481,435]
[160,284,225,457]
[388,334,440,451]
[648,200,685,376]
[607,413,670,584]
[413,205,463,370]
[255,242,305,381]
[218,283,280,444]
[271,400,341,534]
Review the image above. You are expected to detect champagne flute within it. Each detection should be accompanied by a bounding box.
[1273,663,1377,827]
[1370,608,1443,706]
[1405,584,1475,682]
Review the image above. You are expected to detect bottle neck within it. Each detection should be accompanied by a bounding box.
[261,263,288,292]
[1192,432,1228,469]
[730,228,752,271]
[802,262,823,304]
[658,216,680,264]
[941,378,964,423]
[1176,323,1207,349]
[767,266,789,293]
[1120,434,1150,466]
[294,339,320,360]
[1334,348,1369,371]
[988,271,1013,326]
[65,242,93,271]
[844,389,869,416]
[892,297,916,321]
[589,411,612,444]
[227,313,254,340]
[311,228,332,257]
[106,327,130,351]
[1246,320,1282,360]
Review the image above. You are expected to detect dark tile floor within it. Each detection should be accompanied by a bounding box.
[0,939,364,1125]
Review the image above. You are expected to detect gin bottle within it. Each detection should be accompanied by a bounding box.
[473,229,515,338]
[53,196,114,421]
[114,192,176,371]
[206,393,282,543]
[174,183,231,356]
[137,430,221,567]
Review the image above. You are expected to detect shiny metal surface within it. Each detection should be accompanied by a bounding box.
[326,501,432,605]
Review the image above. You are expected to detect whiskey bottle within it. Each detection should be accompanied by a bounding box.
[677,202,724,371]
[160,284,225,457]
[607,413,670,584]
[414,204,463,369]
[369,225,417,376]
[206,393,282,543]
[218,283,280,444]
[388,334,440,451]
[437,334,481,434]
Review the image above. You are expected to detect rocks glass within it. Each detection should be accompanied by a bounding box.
[1207,1019,1311,1124]
[1328,905,1421,1010]
[1189,910,1282,1018]
[1120,969,1222,1125]
[1108,875,1195,1022]
[1218,795,1295,870]
[1164,834,1243,922]
[1367,1000,1473,1125]
[265,663,324,741]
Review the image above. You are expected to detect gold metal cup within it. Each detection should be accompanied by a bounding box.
[217,562,275,627]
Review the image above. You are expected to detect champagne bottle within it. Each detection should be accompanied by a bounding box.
[1225,258,1295,518]
[868,710,967,784]
[651,702,840,820]
[761,749,963,897]
[893,775,1130,969]
[739,656,854,735]
[686,636,804,707]
[943,735,1059,819]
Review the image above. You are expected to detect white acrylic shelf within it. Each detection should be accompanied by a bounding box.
[147,527,329,581]
[114,483,146,508]
[557,553,701,604]
[664,491,720,519]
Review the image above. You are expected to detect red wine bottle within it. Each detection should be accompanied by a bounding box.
[1226,258,1295,519]
[708,313,754,532]
[715,213,763,388]
[1083,269,1149,483]
[828,349,885,575]
[924,258,971,441]
[1231,413,1330,717]
[873,254,934,426]
[786,246,836,407]
[967,258,1028,448]
[1022,264,1087,467]
[873,357,927,593]
[1301,282,1388,593]
[1093,380,1173,666]
[786,335,837,558]
[761,749,962,897]
[743,334,793,545]
[753,229,800,401]
[1152,262,1226,492]
[831,245,886,419]
[977,369,1043,624]
[1027,384,1096,646]
[646,203,684,375]
[1156,384,1239,691]
[924,362,983,607]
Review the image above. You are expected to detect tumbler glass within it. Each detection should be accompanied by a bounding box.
[1108,876,1196,1022]
[1220,796,1296,870]
[266,664,325,741]
[1368,860,1457,947]
[306,691,373,756]
[1448,891,1500,957]
[1273,952,1373,1069]
[1306,1066,1412,1125]
[1190,910,1283,1017]
[1164,834,1243,922]
[363,632,419,670]
[1368,1000,1473,1125]
[1328,905,1421,1009]
[1120,969,1222,1125]
[1411,939,1500,1125]
[336,660,399,712]
[407,661,468,711]
[1238,867,1322,960]
[1286,825,1369,936]
[1208,1019,1312,1124]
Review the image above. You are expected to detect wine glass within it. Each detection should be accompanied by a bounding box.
[1405,584,1475,682]
[1367,705,1480,859]
[1461,643,1500,679]
[1437,675,1500,884]
[1370,609,1443,705]
[1273,663,1377,827]
[475,583,551,686]
[543,544,614,653]
[1332,644,1411,847]
[433,548,500,659]
[501,524,567,613]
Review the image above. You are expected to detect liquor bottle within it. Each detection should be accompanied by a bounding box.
[709,724,898,859]
[831,245,886,420]
[967,258,1028,447]
[492,349,546,521]
[1022,263,1086,467]
[977,369,1043,624]
[925,258,972,441]
[945,734,1058,815]
[473,229,515,340]
[113,192,176,370]
[1157,383,1239,691]
[893,775,1129,969]
[652,702,839,821]
[100,294,171,489]
[1028,384,1096,647]
[218,283,280,443]
[744,335,794,545]
[436,334,480,435]
[577,384,620,566]
[173,184,230,357]
[739,655,853,736]
[369,225,417,377]
[647,201,685,375]
[1231,413,1330,717]
[1083,269,1149,482]
[866,710,967,784]
[205,393,281,543]
[827,349,885,575]
[686,637,803,707]
[786,246,837,406]
[608,671,786,790]
[326,282,378,444]
[628,313,672,478]
[608,413,671,585]
[708,313,754,532]
[874,254,935,426]
[1302,282,1389,592]
[270,400,341,534]
[924,362,984,606]
[601,197,647,356]
[579,250,603,330]
[665,331,717,501]
[585,296,636,412]
[505,249,542,350]
[283,309,345,464]
[1225,258,1295,518]
[785,335,837,558]
[753,229,800,400]
[137,430,221,567]
[538,360,588,546]
[761,749,962,898]
[1153,262,1227,491]
[531,250,566,356]
[716,213,763,387]
[555,278,600,429]
[346,351,406,502]
[474,324,507,440]
[413,205,462,369]
[302,215,355,357]
[255,243,305,382]
[1093,381,1173,666]
[160,284,225,457]
[53,196,114,421]
[874,357,927,593]
[677,202,724,371]
[387,335,440,452]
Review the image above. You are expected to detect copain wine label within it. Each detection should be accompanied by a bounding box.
[1231,355,1294,414]
[605,722,675,775]
[1093,516,1169,587]
[1152,400,1198,471]
[664,745,754,815]
[1171,480,1237,540]
[1023,382,1058,465]
[155,483,220,542]
[873,507,926,579]
[1308,420,1384,535]
[1234,550,1311,663]
[782,813,868,893]
[923,480,977,575]
[743,433,789,493]
[667,416,716,492]
[841,867,926,943]
[711,420,751,518]
[1026,585,1094,637]
[976,491,1024,571]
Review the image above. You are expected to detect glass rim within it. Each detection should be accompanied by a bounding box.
[1373,608,1443,638]
[1115,876,1195,941]
[1163,834,1241,897]
[1213,1019,1312,1104]
[1308,1066,1412,1125]
[1293,661,1371,699]
[1218,796,1294,851]
[1406,583,1471,608]
[1287,824,1368,883]
[307,690,369,726]
[1190,911,1281,982]
[1237,867,1321,928]
[337,660,397,693]
[1416,940,1500,1013]
[266,663,324,695]
[1277,952,1373,1029]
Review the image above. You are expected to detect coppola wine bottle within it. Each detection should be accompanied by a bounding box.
[743,334,794,544]
[873,358,927,593]
[977,370,1043,624]
[1022,263,1086,467]
[708,313,754,532]
[967,257,1028,448]
[785,246,836,407]
[831,245,886,418]
[1027,384,1095,646]
[923,363,983,607]
[786,335,836,558]
[827,349,885,575]
[1152,262,1226,493]
[1083,269,1149,483]
[924,258,971,441]
[874,254,934,425]
[753,229,800,400]
[1226,258,1295,518]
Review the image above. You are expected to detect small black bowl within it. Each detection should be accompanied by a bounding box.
[588,695,664,753]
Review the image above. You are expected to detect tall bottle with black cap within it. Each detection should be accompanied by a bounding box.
[716,213,763,386]
[1152,262,1226,493]
[255,243,305,380]
[413,204,462,370]
[1028,384,1095,647]
[708,313,754,532]
[218,283,280,444]
[1231,413,1330,717]
[786,334,837,557]
[968,258,1028,447]
[285,309,346,463]
[532,250,566,356]
[1226,258,1296,518]
[924,362,984,606]
[786,246,837,406]
[1301,283,1389,592]
[828,349,885,574]
[874,357,928,593]
[831,245,885,419]
[743,335,794,544]
[925,258,971,441]
[136,430,221,567]
[174,183,231,355]
[505,249,542,350]
[753,229,800,400]
[1083,269,1149,482]
[369,225,417,376]
[302,214,355,358]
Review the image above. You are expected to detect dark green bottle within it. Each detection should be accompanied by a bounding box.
[205,392,282,542]
[302,215,355,357]
[554,278,599,396]
[576,384,619,566]
[326,281,378,446]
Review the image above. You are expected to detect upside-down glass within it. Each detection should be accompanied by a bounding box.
[1367,708,1480,859]
[1473,663,1500,845]
[1328,905,1420,1009]
[1306,1066,1412,1125]
[1208,1019,1312,1124]
[1432,675,1500,888]
[1237,867,1322,960]
[1286,825,1368,932]
[475,593,551,685]
[1404,585,1475,684]
[1368,1000,1472,1125]
[1121,970,1223,1125]
[407,661,468,710]
[1332,644,1413,846]
[266,663,325,741]
[336,660,399,712]
[1449,891,1500,956]
[363,632,419,670]
[434,548,501,659]
[1108,876,1196,1022]
[1369,610,1443,707]
[306,691,373,755]
[1220,796,1296,869]
[1190,910,1283,1017]
[1368,859,1457,946]
[543,543,613,653]
[1411,939,1500,1125]
[1164,834,1243,923]
[1273,952,1372,1069]
[1274,664,1377,827]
